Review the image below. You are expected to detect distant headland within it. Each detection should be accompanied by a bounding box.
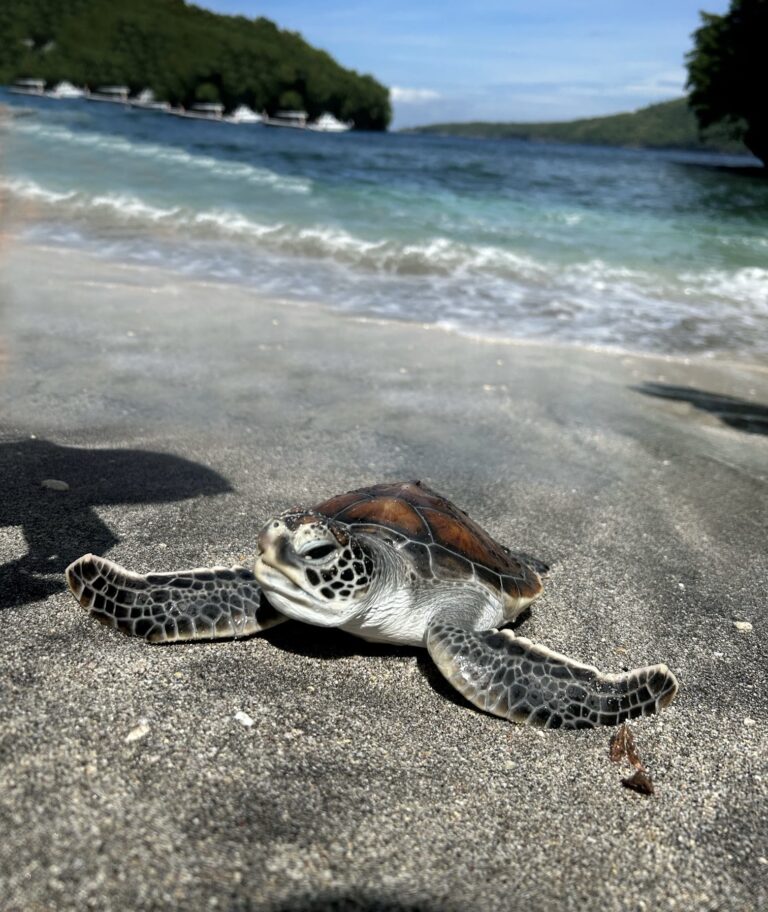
[0,0,391,130]
[403,98,751,156]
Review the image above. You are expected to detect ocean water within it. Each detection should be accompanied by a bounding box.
[1,91,767,357]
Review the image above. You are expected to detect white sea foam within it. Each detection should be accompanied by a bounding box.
[89,193,181,221]
[5,175,765,313]
[547,211,584,226]
[682,267,768,310]
[4,166,768,355]
[10,121,311,194]
[2,177,77,204]
[193,210,286,237]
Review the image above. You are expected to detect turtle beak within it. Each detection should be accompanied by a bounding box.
[255,520,301,584]
[257,519,288,557]
[255,518,316,593]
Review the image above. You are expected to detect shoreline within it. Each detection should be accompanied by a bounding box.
[6,238,768,373]
[1,239,766,911]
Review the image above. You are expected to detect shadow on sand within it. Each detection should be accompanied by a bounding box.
[0,437,232,611]
[261,603,534,712]
[262,622,469,708]
[633,382,768,436]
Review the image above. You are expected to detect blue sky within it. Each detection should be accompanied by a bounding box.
[200,1,731,128]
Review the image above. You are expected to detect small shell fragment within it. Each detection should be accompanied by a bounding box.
[733,621,753,632]
[125,719,150,743]
[41,479,70,491]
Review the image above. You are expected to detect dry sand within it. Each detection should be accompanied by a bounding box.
[0,242,766,911]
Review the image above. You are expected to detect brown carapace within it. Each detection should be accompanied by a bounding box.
[315,480,544,610]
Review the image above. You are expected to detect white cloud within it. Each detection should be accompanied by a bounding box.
[623,68,687,96]
[390,86,441,103]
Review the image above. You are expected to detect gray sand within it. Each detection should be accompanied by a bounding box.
[1,243,766,911]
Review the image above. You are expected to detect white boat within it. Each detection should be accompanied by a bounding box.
[225,104,262,124]
[169,102,224,121]
[88,85,130,103]
[9,78,46,96]
[262,110,308,129]
[46,81,86,99]
[308,112,353,133]
[129,88,170,111]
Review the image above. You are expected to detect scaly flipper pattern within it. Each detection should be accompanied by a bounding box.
[427,623,678,729]
[66,554,285,643]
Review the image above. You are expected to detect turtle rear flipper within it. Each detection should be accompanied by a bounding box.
[66,554,285,643]
[427,623,677,729]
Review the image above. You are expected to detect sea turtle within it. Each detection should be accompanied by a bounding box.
[65,481,678,729]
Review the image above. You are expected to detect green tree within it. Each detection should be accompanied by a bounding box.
[0,0,391,129]
[687,0,768,165]
[278,90,304,111]
[195,82,220,104]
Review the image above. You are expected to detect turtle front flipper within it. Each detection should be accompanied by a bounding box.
[426,623,677,729]
[66,554,285,643]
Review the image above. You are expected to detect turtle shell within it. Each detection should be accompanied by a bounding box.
[313,480,543,607]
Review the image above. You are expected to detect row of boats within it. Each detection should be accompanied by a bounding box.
[8,79,353,132]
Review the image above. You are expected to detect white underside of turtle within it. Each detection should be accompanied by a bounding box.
[65,481,678,730]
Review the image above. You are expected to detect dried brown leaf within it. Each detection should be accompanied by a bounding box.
[610,723,655,794]
[621,769,655,796]
[609,724,628,762]
[609,723,644,770]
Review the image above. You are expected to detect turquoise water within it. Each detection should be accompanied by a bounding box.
[1,91,767,356]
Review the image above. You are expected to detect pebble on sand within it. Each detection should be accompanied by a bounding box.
[733,620,753,633]
[234,710,255,728]
[125,720,151,743]
[40,479,70,491]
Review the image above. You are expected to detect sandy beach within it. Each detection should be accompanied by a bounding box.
[1,241,766,911]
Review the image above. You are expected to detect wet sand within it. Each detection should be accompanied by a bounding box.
[1,242,766,911]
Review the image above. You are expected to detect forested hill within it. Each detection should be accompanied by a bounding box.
[405,99,750,154]
[0,0,391,130]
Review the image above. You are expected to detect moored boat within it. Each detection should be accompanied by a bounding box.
[262,109,308,129]
[46,81,86,99]
[169,102,225,120]
[88,85,130,103]
[9,78,46,96]
[308,112,353,132]
[129,88,170,111]
[225,104,262,124]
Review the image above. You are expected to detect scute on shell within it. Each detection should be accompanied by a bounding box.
[313,480,543,602]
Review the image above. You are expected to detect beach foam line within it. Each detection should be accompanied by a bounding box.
[4,176,768,321]
[2,179,182,223]
[192,210,287,237]
[681,266,768,311]
[89,193,181,222]
[14,225,768,358]
[2,177,78,204]
[9,120,312,194]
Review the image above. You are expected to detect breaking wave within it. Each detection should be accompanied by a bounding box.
[9,120,312,194]
[5,173,768,357]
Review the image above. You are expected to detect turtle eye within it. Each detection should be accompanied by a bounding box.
[303,543,336,561]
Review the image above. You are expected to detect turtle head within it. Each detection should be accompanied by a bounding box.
[254,510,375,627]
